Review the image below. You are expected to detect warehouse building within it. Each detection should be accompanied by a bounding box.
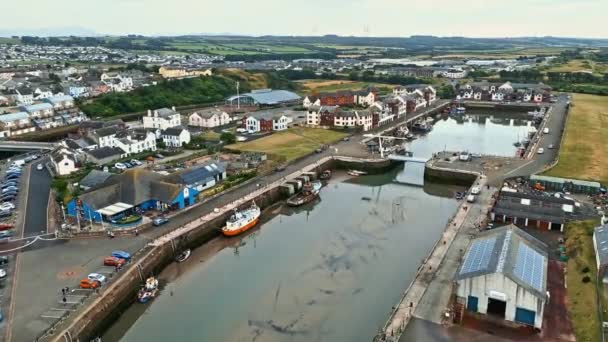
[491,191,576,232]
[456,225,548,329]
[226,88,301,107]
[530,175,601,195]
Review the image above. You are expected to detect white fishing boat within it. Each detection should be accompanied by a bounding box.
[222,201,261,236]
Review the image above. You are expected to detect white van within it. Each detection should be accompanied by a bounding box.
[543,127,550,134]
[471,186,481,195]
[467,195,476,203]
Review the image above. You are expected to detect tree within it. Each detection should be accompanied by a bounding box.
[49,73,61,84]
[437,85,456,99]
[220,132,236,144]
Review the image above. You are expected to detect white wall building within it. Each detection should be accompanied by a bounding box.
[51,148,79,176]
[188,108,231,128]
[114,131,157,155]
[303,96,321,108]
[161,127,191,147]
[456,225,548,330]
[143,107,181,130]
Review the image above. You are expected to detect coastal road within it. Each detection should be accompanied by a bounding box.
[502,94,570,179]
[23,159,52,237]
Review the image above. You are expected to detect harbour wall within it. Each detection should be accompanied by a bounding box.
[424,164,478,186]
[45,156,395,342]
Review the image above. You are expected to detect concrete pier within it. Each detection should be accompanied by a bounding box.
[376,174,497,342]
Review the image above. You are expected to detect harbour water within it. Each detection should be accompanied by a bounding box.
[103,111,533,342]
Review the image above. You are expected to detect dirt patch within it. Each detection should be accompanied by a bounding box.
[57,266,85,280]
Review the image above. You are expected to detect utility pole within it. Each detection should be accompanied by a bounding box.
[236,81,240,109]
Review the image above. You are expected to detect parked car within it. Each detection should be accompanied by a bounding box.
[114,163,127,170]
[24,156,34,163]
[537,148,545,154]
[343,137,350,142]
[543,128,550,134]
[36,164,44,171]
[0,203,15,211]
[1,183,18,189]
[467,195,476,203]
[154,154,165,159]
[2,186,18,192]
[6,168,21,173]
[4,175,19,181]
[124,162,133,168]
[31,154,39,160]
[0,256,8,265]
[88,273,107,284]
[79,278,101,289]
[0,269,6,279]
[0,195,16,201]
[153,216,169,226]
[130,159,142,166]
[103,256,126,267]
[0,231,13,239]
[471,186,481,195]
[548,144,555,149]
[111,250,131,261]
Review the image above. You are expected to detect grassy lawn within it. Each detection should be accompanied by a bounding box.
[218,69,268,89]
[201,130,221,141]
[226,128,347,161]
[543,94,608,184]
[547,60,595,73]
[298,79,395,94]
[564,220,605,342]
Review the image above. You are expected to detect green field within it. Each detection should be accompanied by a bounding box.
[226,128,347,161]
[297,79,395,94]
[544,94,608,184]
[0,37,20,44]
[564,220,606,342]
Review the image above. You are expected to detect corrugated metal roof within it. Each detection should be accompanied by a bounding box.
[594,225,608,267]
[531,174,601,188]
[45,95,74,104]
[228,89,301,105]
[456,225,548,299]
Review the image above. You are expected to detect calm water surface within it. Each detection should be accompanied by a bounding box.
[105,111,530,342]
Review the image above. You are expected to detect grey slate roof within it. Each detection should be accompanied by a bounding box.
[161,127,185,136]
[80,170,113,189]
[493,191,575,223]
[456,225,548,299]
[78,169,182,210]
[155,107,178,117]
[594,224,608,268]
[0,112,29,123]
[86,146,124,160]
[165,161,226,186]
[94,126,118,137]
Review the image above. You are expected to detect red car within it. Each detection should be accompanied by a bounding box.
[0,224,13,231]
[103,256,126,267]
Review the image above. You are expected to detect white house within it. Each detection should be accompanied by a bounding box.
[161,127,191,147]
[114,131,157,155]
[51,148,79,176]
[498,82,514,93]
[188,108,231,128]
[243,112,292,133]
[456,225,548,330]
[302,96,321,108]
[69,86,89,98]
[442,68,467,79]
[334,110,373,131]
[101,73,134,92]
[16,93,34,106]
[143,107,182,130]
[354,91,376,107]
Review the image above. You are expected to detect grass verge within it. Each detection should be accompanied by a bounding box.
[543,93,608,184]
[564,220,603,342]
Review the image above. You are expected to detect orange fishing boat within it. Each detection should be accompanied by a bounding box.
[222,202,261,236]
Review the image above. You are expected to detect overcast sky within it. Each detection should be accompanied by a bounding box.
[2,0,607,38]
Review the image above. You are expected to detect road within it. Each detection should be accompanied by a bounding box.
[23,160,51,237]
[503,94,569,179]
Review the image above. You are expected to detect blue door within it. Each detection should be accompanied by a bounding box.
[515,307,536,326]
[467,296,479,312]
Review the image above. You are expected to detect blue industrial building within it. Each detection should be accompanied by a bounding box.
[66,169,199,223]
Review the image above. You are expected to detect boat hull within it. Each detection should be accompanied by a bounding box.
[222,217,259,237]
[287,193,318,207]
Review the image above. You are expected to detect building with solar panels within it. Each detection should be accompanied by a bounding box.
[455,225,548,329]
[226,89,301,107]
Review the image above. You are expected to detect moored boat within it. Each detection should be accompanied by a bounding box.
[176,249,191,263]
[137,277,159,303]
[287,181,322,207]
[222,202,261,237]
[412,122,432,133]
[320,170,332,180]
[347,170,368,176]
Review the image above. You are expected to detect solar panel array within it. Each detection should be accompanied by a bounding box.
[459,237,497,276]
[513,243,545,292]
